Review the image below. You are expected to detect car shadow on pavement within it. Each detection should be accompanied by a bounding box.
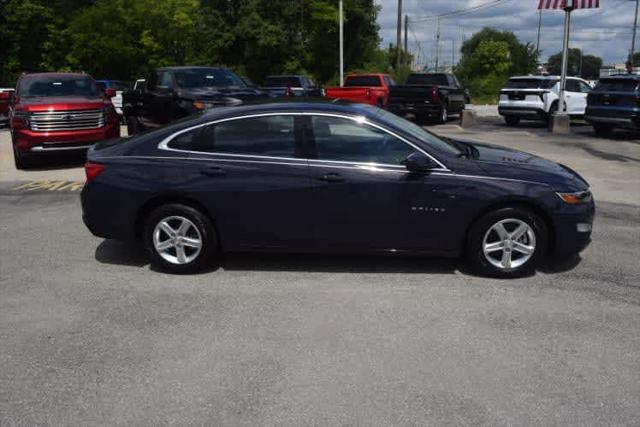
[24,153,86,171]
[538,254,583,274]
[95,240,149,267]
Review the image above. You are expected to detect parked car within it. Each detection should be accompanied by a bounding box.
[81,102,594,278]
[123,66,267,135]
[261,75,323,98]
[585,74,640,136]
[240,76,257,88]
[95,80,130,120]
[0,88,15,126]
[498,75,592,126]
[387,73,468,124]
[9,72,120,169]
[324,74,394,107]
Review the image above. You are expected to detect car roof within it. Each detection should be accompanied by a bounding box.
[509,75,559,80]
[600,74,640,80]
[20,72,90,79]
[156,66,228,71]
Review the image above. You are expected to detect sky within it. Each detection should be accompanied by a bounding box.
[375,0,638,69]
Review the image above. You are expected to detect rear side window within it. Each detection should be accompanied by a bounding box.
[311,115,416,165]
[345,76,382,87]
[503,79,557,89]
[405,74,449,86]
[594,78,639,92]
[167,116,296,157]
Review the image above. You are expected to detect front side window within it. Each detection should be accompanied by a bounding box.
[311,116,416,165]
[566,79,581,93]
[157,72,173,89]
[174,68,245,88]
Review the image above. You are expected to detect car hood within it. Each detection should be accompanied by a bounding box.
[456,140,589,192]
[15,96,107,112]
[178,87,267,103]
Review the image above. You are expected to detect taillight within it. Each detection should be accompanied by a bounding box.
[84,162,105,183]
[431,86,439,103]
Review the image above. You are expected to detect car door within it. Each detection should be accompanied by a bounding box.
[163,114,314,250]
[448,75,465,112]
[565,79,589,115]
[304,113,456,252]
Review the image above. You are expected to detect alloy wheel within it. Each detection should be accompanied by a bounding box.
[482,218,536,270]
[152,215,203,265]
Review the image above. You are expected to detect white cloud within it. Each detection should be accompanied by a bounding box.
[375,0,638,68]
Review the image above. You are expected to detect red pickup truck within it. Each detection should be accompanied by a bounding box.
[9,72,120,169]
[324,74,395,107]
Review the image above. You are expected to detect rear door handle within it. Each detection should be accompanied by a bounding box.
[317,172,344,182]
[200,166,226,176]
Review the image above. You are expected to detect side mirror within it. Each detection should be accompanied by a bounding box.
[104,88,116,98]
[403,153,437,173]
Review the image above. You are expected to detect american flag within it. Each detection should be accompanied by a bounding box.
[537,0,600,9]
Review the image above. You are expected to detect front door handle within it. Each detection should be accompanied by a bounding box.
[200,166,226,176]
[317,172,344,182]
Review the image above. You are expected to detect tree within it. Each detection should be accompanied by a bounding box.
[547,48,602,79]
[455,28,536,103]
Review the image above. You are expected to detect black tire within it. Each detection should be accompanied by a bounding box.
[593,123,613,137]
[546,102,558,126]
[436,105,448,124]
[143,203,218,274]
[467,206,548,278]
[13,146,34,170]
[504,116,520,126]
[376,98,385,108]
[126,114,139,135]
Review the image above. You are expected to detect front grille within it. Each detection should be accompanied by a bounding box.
[30,109,104,132]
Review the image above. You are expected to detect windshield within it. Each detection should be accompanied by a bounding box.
[406,74,449,86]
[264,77,301,87]
[345,76,381,87]
[376,109,462,156]
[504,78,558,89]
[174,68,246,89]
[19,76,100,97]
[594,78,639,92]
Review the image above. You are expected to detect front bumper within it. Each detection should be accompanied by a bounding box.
[12,124,121,153]
[551,201,595,257]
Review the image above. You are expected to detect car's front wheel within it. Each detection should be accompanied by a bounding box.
[144,204,218,274]
[13,145,34,170]
[504,116,520,126]
[593,123,613,137]
[467,207,547,278]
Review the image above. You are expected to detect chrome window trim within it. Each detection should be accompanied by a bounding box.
[156,111,450,172]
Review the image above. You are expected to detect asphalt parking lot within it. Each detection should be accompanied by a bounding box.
[1,118,639,425]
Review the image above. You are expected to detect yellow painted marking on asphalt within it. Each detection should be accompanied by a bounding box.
[12,180,84,192]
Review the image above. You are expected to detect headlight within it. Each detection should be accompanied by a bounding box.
[556,190,592,204]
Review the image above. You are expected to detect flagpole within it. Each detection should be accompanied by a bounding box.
[631,0,639,73]
[558,2,573,117]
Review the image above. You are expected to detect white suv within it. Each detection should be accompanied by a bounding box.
[498,75,592,126]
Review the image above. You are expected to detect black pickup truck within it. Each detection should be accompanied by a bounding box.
[123,66,266,134]
[260,75,323,98]
[585,74,640,136]
[387,73,469,124]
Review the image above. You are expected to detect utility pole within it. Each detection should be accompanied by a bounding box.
[435,16,441,72]
[396,0,403,69]
[339,0,344,86]
[452,40,455,69]
[536,9,543,58]
[631,0,639,73]
[404,14,408,66]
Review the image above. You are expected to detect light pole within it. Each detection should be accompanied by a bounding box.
[396,0,403,69]
[631,0,639,73]
[339,0,343,86]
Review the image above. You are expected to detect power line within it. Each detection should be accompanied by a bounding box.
[411,0,516,22]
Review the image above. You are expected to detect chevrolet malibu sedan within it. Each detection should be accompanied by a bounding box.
[81,102,594,277]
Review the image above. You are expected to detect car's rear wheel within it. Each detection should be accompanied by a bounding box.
[467,207,548,278]
[593,123,613,137]
[504,116,520,126]
[144,204,218,274]
[437,105,448,124]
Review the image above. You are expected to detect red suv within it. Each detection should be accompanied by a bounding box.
[9,72,120,169]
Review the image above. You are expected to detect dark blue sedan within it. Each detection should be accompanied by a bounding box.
[81,102,594,277]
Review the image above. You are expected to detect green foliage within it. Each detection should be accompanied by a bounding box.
[1,0,382,85]
[456,27,538,104]
[547,48,603,80]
